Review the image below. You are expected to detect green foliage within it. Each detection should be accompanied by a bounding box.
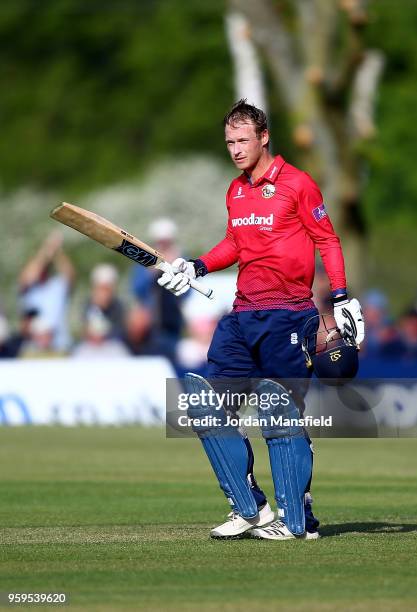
[2,0,416,225]
[0,0,232,193]
[368,221,417,314]
[363,1,417,224]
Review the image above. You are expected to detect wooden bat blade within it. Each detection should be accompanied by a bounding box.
[50,202,123,249]
[50,202,164,268]
[50,202,214,299]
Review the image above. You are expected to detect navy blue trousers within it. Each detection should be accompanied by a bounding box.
[206,308,319,531]
[207,308,317,389]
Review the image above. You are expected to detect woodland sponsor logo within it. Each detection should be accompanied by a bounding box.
[231,212,274,227]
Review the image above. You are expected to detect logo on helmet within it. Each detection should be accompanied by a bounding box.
[301,313,359,386]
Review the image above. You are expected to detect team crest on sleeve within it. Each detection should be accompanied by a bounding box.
[312,203,327,221]
[262,184,276,199]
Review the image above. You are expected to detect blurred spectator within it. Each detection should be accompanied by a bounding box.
[360,289,403,359]
[124,303,153,355]
[6,308,39,357]
[149,218,181,262]
[19,316,67,358]
[18,231,74,351]
[0,315,13,358]
[72,312,129,358]
[312,263,333,314]
[130,218,185,362]
[398,309,417,361]
[84,264,125,339]
[176,316,217,377]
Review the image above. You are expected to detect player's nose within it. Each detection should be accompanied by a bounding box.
[233,144,243,156]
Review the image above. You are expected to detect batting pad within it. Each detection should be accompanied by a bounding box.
[184,373,258,519]
[256,379,312,535]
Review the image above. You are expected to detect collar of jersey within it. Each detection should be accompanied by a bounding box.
[243,155,286,187]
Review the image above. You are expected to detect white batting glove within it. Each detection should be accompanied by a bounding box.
[333,297,365,345]
[157,258,196,297]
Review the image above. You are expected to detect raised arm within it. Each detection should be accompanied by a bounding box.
[19,231,75,290]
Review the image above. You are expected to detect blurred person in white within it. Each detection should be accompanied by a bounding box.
[129,218,185,362]
[149,218,181,263]
[84,264,125,340]
[19,231,75,351]
[19,316,67,358]
[72,311,129,359]
[176,316,217,377]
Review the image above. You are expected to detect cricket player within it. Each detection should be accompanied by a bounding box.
[159,100,364,540]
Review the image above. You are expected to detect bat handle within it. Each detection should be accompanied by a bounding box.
[158,262,214,300]
[189,277,214,300]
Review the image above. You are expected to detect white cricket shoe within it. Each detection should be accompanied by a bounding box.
[210,502,275,539]
[250,519,320,541]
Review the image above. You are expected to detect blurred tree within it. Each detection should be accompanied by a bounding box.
[0,0,232,194]
[1,0,417,313]
[224,11,268,113]
[228,0,385,292]
[363,0,417,220]
[360,0,417,311]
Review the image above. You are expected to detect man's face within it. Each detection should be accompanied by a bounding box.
[225,121,268,172]
[91,283,115,309]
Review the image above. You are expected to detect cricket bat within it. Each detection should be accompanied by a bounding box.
[50,202,214,299]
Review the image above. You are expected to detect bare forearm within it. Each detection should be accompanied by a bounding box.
[54,250,75,285]
[19,245,53,288]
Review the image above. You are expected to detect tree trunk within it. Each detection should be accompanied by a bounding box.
[227,0,384,293]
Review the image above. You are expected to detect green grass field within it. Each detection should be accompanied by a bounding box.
[0,428,416,611]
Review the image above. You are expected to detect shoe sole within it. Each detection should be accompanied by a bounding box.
[250,530,320,541]
[210,532,250,540]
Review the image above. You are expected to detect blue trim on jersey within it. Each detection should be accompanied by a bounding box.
[192,258,208,278]
[331,287,347,298]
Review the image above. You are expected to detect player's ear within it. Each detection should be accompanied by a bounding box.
[261,129,269,148]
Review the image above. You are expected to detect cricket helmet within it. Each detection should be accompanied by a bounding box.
[301,313,359,385]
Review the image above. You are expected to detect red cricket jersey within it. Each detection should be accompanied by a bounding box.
[199,155,346,311]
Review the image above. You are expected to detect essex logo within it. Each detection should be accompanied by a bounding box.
[262,184,276,199]
[233,186,245,199]
[330,350,342,362]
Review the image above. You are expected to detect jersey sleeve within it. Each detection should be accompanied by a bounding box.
[198,216,238,273]
[297,174,347,292]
